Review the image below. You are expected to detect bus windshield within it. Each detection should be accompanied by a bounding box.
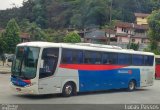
[12,46,40,79]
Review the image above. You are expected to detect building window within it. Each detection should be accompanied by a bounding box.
[132,39,135,42]
[122,28,128,33]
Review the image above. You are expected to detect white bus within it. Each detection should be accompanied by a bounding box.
[11,42,155,96]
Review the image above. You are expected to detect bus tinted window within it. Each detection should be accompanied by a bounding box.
[62,49,83,64]
[102,53,110,64]
[118,53,131,65]
[144,56,154,66]
[84,51,101,64]
[110,53,118,64]
[102,53,117,64]
[72,50,83,64]
[62,49,72,64]
[132,55,143,65]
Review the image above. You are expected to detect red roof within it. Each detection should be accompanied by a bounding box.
[134,13,150,17]
[115,21,149,30]
[115,21,133,28]
[20,33,30,39]
[105,29,116,34]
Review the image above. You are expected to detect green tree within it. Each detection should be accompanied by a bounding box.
[147,10,160,54]
[27,23,47,41]
[3,19,20,53]
[63,32,81,43]
[44,29,65,42]
[127,42,139,50]
[0,34,4,55]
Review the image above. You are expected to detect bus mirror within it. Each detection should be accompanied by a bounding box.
[40,60,44,68]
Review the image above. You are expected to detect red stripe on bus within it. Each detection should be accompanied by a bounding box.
[22,80,31,84]
[59,64,127,71]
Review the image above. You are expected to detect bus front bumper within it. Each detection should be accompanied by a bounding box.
[10,83,39,95]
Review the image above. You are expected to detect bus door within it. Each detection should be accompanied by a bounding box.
[38,48,60,94]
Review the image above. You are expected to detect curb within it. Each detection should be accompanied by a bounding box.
[0,71,11,74]
[0,72,10,74]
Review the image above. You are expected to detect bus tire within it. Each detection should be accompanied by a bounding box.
[127,80,136,91]
[62,82,75,97]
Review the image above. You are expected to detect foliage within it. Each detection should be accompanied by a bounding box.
[44,29,65,42]
[2,19,20,53]
[63,32,81,43]
[27,23,47,41]
[144,42,160,55]
[0,34,4,55]
[0,0,159,29]
[147,10,160,54]
[127,42,139,50]
[19,19,47,41]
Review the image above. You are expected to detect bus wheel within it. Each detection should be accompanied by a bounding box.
[128,80,136,91]
[62,82,74,97]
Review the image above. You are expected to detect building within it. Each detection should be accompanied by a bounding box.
[115,21,149,44]
[19,33,30,42]
[84,29,106,43]
[132,24,149,44]
[0,28,5,33]
[115,21,134,43]
[84,29,116,44]
[134,13,150,25]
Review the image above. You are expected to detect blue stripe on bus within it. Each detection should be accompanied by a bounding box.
[78,68,140,92]
[11,77,30,87]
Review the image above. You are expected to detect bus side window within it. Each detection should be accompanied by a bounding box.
[84,51,92,64]
[109,53,118,64]
[102,53,110,64]
[94,52,101,64]
[144,56,154,66]
[118,53,131,65]
[84,51,101,64]
[62,49,72,64]
[62,49,83,64]
[132,54,143,66]
[72,50,83,64]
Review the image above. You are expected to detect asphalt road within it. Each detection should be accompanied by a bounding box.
[0,74,160,104]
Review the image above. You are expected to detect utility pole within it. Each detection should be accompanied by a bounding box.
[128,23,134,49]
[107,0,112,45]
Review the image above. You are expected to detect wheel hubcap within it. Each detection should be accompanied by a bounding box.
[65,85,72,95]
[129,81,134,90]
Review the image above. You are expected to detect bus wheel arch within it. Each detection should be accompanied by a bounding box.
[127,79,136,91]
[62,81,77,97]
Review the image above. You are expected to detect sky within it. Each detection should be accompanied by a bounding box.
[0,0,24,10]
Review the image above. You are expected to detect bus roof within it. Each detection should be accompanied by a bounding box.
[17,42,154,56]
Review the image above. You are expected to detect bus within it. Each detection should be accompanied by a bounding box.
[10,42,155,97]
[155,55,160,79]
